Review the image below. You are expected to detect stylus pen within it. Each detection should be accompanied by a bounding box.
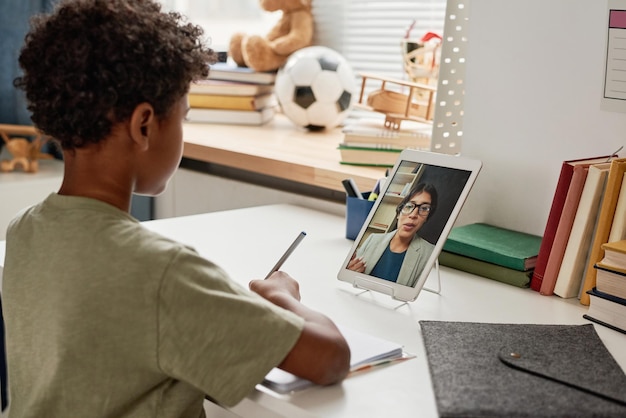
[264,231,307,279]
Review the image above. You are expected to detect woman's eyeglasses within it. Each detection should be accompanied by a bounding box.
[400,202,431,216]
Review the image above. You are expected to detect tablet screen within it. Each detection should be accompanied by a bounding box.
[337,149,481,302]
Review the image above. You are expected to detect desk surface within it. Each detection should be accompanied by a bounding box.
[142,204,626,418]
[182,115,386,194]
[2,205,625,418]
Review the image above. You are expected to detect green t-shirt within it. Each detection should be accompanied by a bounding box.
[3,194,304,417]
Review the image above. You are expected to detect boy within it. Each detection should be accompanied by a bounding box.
[2,1,350,417]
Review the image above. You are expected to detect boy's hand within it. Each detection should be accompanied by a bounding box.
[250,271,301,302]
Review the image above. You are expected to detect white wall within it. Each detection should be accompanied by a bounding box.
[458,0,625,235]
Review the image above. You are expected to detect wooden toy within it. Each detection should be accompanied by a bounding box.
[355,73,436,130]
[0,124,52,173]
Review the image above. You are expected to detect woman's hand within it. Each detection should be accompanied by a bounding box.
[346,253,366,273]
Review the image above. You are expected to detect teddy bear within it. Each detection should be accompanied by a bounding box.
[228,0,314,73]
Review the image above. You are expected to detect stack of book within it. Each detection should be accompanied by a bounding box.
[187,62,277,125]
[529,155,626,304]
[584,239,626,334]
[338,118,431,167]
[439,223,543,288]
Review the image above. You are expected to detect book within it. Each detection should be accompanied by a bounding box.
[595,264,626,300]
[584,287,626,334]
[338,144,402,167]
[188,93,276,111]
[438,250,533,288]
[189,79,275,96]
[342,118,432,149]
[553,163,611,298]
[598,239,626,271]
[186,106,275,125]
[262,325,405,394]
[442,222,542,271]
[539,165,589,295]
[580,158,626,305]
[207,62,277,85]
[530,155,614,292]
[608,172,626,242]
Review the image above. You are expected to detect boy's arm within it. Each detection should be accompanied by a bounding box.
[249,272,350,386]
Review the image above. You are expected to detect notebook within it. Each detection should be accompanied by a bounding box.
[337,149,482,302]
[262,325,405,393]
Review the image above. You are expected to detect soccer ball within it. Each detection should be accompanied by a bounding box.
[275,46,356,130]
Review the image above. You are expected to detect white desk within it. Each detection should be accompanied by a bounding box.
[1,204,625,418]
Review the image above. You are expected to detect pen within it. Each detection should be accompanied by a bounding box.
[264,231,307,279]
[342,178,364,199]
[349,352,414,375]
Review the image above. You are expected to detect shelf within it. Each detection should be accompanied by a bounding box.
[182,114,386,195]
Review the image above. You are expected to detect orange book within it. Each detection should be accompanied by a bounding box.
[189,79,274,96]
[540,165,589,295]
[188,93,276,110]
[607,172,626,242]
[580,158,626,305]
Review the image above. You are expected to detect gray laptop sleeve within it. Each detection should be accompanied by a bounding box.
[419,321,626,417]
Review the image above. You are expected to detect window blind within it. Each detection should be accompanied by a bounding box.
[313,0,447,82]
[158,0,451,123]
[160,0,446,83]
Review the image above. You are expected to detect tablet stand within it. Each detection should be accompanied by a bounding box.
[352,259,442,311]
[352,288,410,311]
[422,259,442,295]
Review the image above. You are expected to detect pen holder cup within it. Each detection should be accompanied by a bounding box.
[346,193,375,240]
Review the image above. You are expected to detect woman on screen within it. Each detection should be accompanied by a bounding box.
[347,182,438,287]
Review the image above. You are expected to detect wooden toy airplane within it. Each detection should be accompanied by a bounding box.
[355,72,436,130]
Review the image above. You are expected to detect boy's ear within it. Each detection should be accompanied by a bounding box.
[129,102,155,150]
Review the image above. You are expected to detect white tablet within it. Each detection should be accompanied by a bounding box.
[337,149,482,302]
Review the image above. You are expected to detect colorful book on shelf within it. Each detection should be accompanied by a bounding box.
[338,144,402,167]
[189,79,275,96]
[583,287,626,334]
[530,155,615,292]
[207,62,277,85]
[539,165,589,295]
[580,158,626,305]
[341,117,432,149]
[438,251,533,288]
[262,325,405,394]
[186,106,275,126]
[608,172,626,242]
[553,163,611,298]
[340,141,407,151]
[442,222,542,271]
[188,93,276,111]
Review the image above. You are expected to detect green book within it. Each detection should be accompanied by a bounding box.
[442,223,542,271]
[438,251,533,288]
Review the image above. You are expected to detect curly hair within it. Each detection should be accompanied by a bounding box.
[396,182,438,220]
[14,0,215,149]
